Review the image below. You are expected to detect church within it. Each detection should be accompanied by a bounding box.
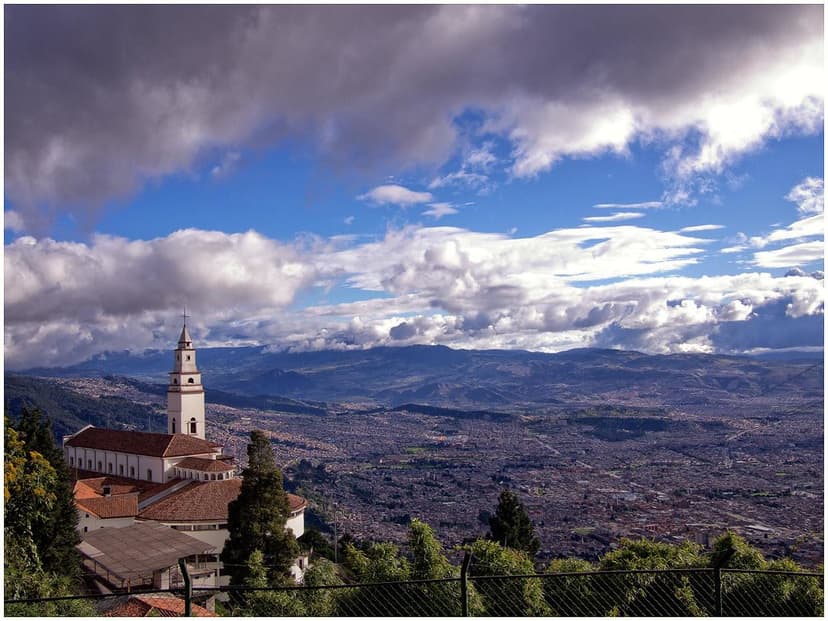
[63,322,307,584]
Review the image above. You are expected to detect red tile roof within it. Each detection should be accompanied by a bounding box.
[138,479,242,522]
[104,594,216,617]
[76,493,139,518]
[66,427,220,458]
[137,479,306,522]
[175,456,235,472]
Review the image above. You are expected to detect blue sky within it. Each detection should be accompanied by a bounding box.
[4,5,824,368]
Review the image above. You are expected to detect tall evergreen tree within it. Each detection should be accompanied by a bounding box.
[487,489,541,557]
[13,407,81,578]
[222,430,299,585]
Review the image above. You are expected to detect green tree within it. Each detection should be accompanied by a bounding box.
[14,407,81,579]
[599,538,706,616]
[544,557,606,616]
[4,420,94,616]
[222,430,300,585]
[298,527,335,561]
[232,549,306,616]
[487,489,541,557]
[300,558,342,615]
[467,538,550,616]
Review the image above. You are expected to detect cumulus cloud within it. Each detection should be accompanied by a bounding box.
[358,184,433,207]
[583,212,645,223]
[4,210,26,232]
[5,5,823,226]
[786,176,824,215]
[4,223,824,368]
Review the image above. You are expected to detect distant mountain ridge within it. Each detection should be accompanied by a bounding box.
[15,344,824,412]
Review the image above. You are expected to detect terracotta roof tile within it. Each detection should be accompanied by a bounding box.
[76,493,139,518]
[66,427,219,458]
[138,479,241,521]
[176,456,235,472]
[104,594,216,617]
[137,479,306,522]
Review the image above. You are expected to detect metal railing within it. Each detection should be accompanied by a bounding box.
[5,567,823,616]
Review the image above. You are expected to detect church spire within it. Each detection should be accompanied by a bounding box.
[167,316,205,439]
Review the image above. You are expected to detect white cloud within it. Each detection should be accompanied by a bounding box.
[6,6,822,225]
[5,222,824,368]
[4,210,26,232]
[753,241,824,269]
[786,176,824,215]
[210,151,241,179]
[583,212,645,223]
[679,224,725,232]
[358,184,433,207]
[593,201,663,210]
[422,202,459,219]
[343,215,355,225]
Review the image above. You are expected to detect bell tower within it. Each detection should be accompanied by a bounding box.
[167,314,206,439]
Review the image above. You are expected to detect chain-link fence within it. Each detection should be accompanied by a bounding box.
[5,568,823,616]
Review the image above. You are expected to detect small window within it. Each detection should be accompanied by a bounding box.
[70,457,75,467]
[84,526,88,533]
[174,378,178,384]
[130,466,135,477]
[147,469,153,482]
[97,461,103,472]
[204,473,209,481]
[107,463,113,474]
[88,460,93,469]
[172,419,176,433]
[119,464,124,476]
[189,418,197,434]
[211,473,216,481]
[186,355,191,361]
[177,354,180,361]
[187,378,194,384]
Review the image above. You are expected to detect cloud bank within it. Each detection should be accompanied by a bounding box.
[5,5,823,228]
[5,220,823,368]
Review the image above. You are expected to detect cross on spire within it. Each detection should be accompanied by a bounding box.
[182,305,190,327]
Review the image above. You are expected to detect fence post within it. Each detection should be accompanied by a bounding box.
[460,551,472,617]
[713,547,735,616]
[178,558,192,617]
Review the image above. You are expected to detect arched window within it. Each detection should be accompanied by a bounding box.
[147,469,153,482]
[186,355,191,361]
[107,462,113,473]
[119,464,124,476]
[130,466,135,477]
[174,378,178,384]
[211,473,216,480]
[88,460,93,469]
[70,457,75,467]
[189,418,197,434]
[204,473,209,481]
[97,461,103,471]
[172,419,176,433]
[187,378,194,384]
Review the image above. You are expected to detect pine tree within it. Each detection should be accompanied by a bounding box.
[487,489,541,557]
[14,407,81,579]
[221,430,299,585]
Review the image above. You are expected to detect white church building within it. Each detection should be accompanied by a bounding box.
[63,323,308,584]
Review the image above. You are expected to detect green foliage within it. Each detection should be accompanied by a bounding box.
[299,558,342,615]
[487,488,541,557]
[467,538,550,616]
[222,430,300,586]
[4,417,93,617]
[13,407,82,578]
[343,541,411,582]
[708,531,766,569]
[298,527,335,560]
[599,538,708,616]
[544,557,607,616]
[232,550,307,617]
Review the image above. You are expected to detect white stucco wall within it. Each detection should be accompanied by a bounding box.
[77,511,135,533]
[286,511,305,538]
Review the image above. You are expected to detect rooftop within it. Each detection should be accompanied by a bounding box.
[66,427,221,458]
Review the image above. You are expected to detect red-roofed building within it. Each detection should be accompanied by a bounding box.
[103,594,217,617]
[64,323,307,587]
